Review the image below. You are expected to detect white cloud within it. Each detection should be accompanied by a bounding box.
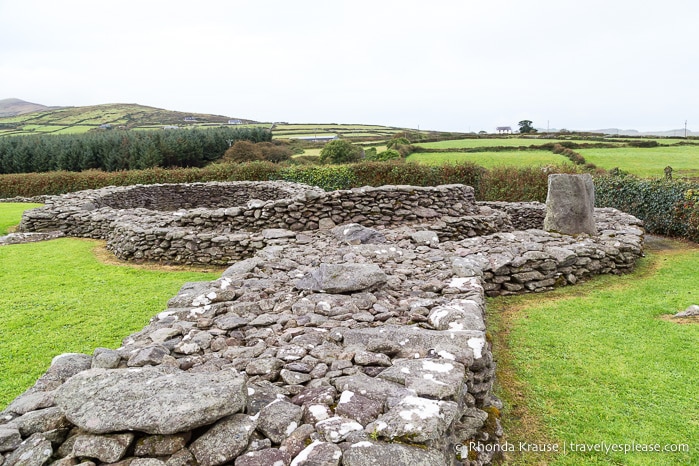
[1,0,698,132]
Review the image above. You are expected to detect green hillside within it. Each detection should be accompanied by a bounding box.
[0,102,256,136]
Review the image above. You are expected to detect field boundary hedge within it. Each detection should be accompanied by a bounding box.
[595,175,699,241]
[0,161,578,203]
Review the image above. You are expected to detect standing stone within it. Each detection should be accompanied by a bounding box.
[543,174,597,235]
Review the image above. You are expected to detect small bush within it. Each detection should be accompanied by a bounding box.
[222,140,264,163]
[319,140,363,164]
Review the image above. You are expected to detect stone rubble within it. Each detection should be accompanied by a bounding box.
[1,182,645,466]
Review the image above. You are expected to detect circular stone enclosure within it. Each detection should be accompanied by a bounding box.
[92,181,314,211]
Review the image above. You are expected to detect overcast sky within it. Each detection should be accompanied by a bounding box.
[1,0,698,132]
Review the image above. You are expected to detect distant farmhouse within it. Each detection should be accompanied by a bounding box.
[227,119,243,125]
[183,116,197,122]
[496,126,512,134]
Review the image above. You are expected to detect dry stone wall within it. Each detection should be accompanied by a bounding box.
[3,182,645,466]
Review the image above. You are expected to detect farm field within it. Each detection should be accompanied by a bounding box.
[577,146,699,178]
[489,242,699,465]
[414,138,572,149]
[407,150,566,168]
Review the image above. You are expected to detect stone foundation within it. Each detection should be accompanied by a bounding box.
[3,182,645,466]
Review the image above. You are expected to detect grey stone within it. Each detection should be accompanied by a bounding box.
[291,440,342,465]
[369,395,459,442]
[131,460,167,466]
[3,391,55,416]
[331,224,386,245]
[291,386,337,407]
[92,349,121,369]
[295,263,387,293]
[190,414,257,466]
[261,229,296,239]
[245,382,289,415]
[15,407,69,437]
[72,433,134,463]
[245,358,283,377]
[342,441,446,465]
[334,391,383,426]
[0,428,21,453]
[315,416,363,443]
[427,300,485,331]
[279,424,315,460]
[213,314,250,330]
[409,231,439,247]
[222,257,263,277]
[333,373,413,407]
[378,358,467,399]
[56,367,247,434]
[127,345,170,367]
[544,174,597,235]
[3,433,52,466]
[353,351,391,367]
[257,400,303,444]
[134,433,190,456]
[674,304,699,318]
[33,353,92,392]
[234,448,286,466]
[165,448,196,466]
[280,369,312,385]
[148,328,182,344]
[452,255,486,278]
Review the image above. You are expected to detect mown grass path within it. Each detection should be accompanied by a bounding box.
[489,239,699,465]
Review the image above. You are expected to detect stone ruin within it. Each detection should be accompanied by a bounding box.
[2,181,645,466]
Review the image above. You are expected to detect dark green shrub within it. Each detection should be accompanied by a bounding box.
[595,175,699,240]
[319,140,363,164]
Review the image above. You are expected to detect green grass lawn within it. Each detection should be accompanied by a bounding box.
[0,202,43,234]
[578,146,699,178]
[489,245,699,465]
[407,150,566,168]
[0,203,220,408]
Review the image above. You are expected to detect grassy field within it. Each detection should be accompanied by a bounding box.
[577,146,699,178]
[407,150,566,168]
[489,242,699,465]
[0,204,221,408]
[414,138,570,149]
[0,202,43,234]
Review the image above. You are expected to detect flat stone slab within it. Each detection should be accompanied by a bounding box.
[55,367,247,434]
[295,263,387,293]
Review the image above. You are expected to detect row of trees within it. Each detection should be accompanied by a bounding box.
[0,127,271,174]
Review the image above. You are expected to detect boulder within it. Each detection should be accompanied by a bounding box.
[543,174,597,235]
[295,263,387,293]
[55,367,247,435]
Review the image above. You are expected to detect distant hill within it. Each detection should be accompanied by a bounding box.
[541,126,698,137]
[589,128,699,137]
[0,98,57,117]
[0,100,258,136]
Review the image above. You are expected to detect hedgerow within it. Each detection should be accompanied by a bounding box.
[595,175,699,241]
